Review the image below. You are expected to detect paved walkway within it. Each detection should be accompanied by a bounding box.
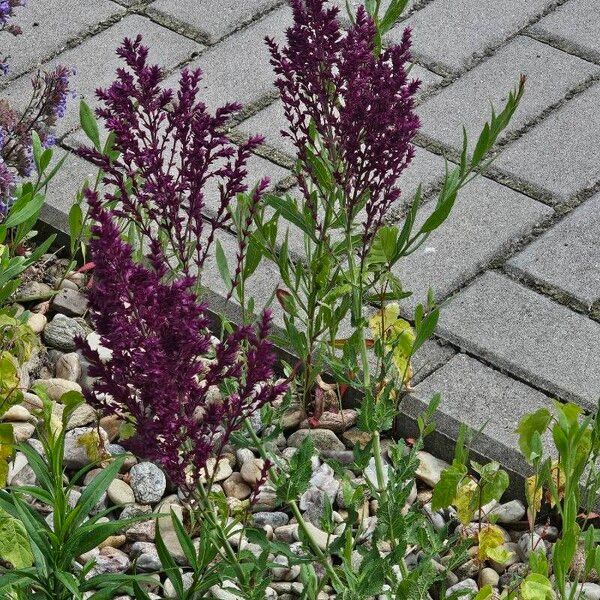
[5,0,600,483]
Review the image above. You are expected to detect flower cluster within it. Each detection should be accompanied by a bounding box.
[0,0,72,217]
[80,191,287,485]
[0,64,73,216]
[79,36,266,279]
[0,0,25,74]
[267,0,420,251]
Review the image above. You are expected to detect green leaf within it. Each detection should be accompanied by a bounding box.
[215,239,232,290]
[155,522,184,597]
[0,507,33,568]
[3,193,45,229]
[432,460,467,511]
[517,408,552,463]
[520,573,554,600]
[80,100,101,150]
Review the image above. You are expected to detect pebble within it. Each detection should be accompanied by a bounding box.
[66,403,96,429]
[254,511,289,529]
[21,392,43,411]
[87,547,130,576]
[566,583,600,600]
[222,472,251,500]
[107,478,135,505]
[7,422,35,442]
[156,500,187,565]
[487,499,526,524]
[52,287,88,317]
[415,451,449,487]
[43,314,87,352]
[129,462,166,504]
[301,409,358,433]
[130,542,161,572]
[55,352,82,382]
[293,522,337,551]
[164,572,194,598]
[16,281,53,302]
[446,579,478,598]
[1,405,33,422]
[63,426,109,469]
[479,567,500,588]
[201,457,233,483]
[517,532,545,560]
[32,377,81,402]
[240,458,265,485]
[287,429,345,453]
[27,312,47,334]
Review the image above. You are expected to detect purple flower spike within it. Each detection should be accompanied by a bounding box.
[267,0,420,251]
[79,35,266,278]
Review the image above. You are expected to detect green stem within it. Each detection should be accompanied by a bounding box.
[196,481,247,587]
[243,420,344,590]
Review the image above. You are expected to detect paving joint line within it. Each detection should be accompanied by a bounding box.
[143,0,287,47]
[524,28,600,67]
[408,0,572,99]
[0,9,132,92]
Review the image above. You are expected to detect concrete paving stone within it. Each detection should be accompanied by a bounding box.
[148,0,281,44]
[202,153,290,218]
[2,15,201,138]
[410,339,456,384]
[418,36,599,150]
[40,153,102,234]
[494,82,600,204]
[387,0,555,73]
[529,0,600,64]
[403,353,555,493]
[438,271,600,410]
[200,229,285,325]
[163,6,292,112]
[393,177,552,312]
[508,193,600,307]
[237,101,447,199]
[1,0,122,80]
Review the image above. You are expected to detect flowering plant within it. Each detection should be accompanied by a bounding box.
[80,191,286,487]
[79,36,267,285]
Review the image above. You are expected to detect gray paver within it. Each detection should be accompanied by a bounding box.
[2,15,201,138]
[237,100,447,197]
[148,0,281,44]
[164,6,292,112]
[494,82,600,204]
[509,193,600,307]
[2,0,122,80]
[394,177,552,312]
[438,271,600,410]
[404,353,554,490]
[387,0,555,73]
[202,153,291,218]
[41,154,100,233]
[529,0,600,64]
[419,36,599,150]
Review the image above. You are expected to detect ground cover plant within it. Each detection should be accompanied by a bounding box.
[0,0,598,599]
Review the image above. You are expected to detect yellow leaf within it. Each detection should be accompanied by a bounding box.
[369,303,415,382]
[0,423,14,487]
[525,474,543,514]
[77,430,102,463]
[478,524,510,563]
[454,478,477,525]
